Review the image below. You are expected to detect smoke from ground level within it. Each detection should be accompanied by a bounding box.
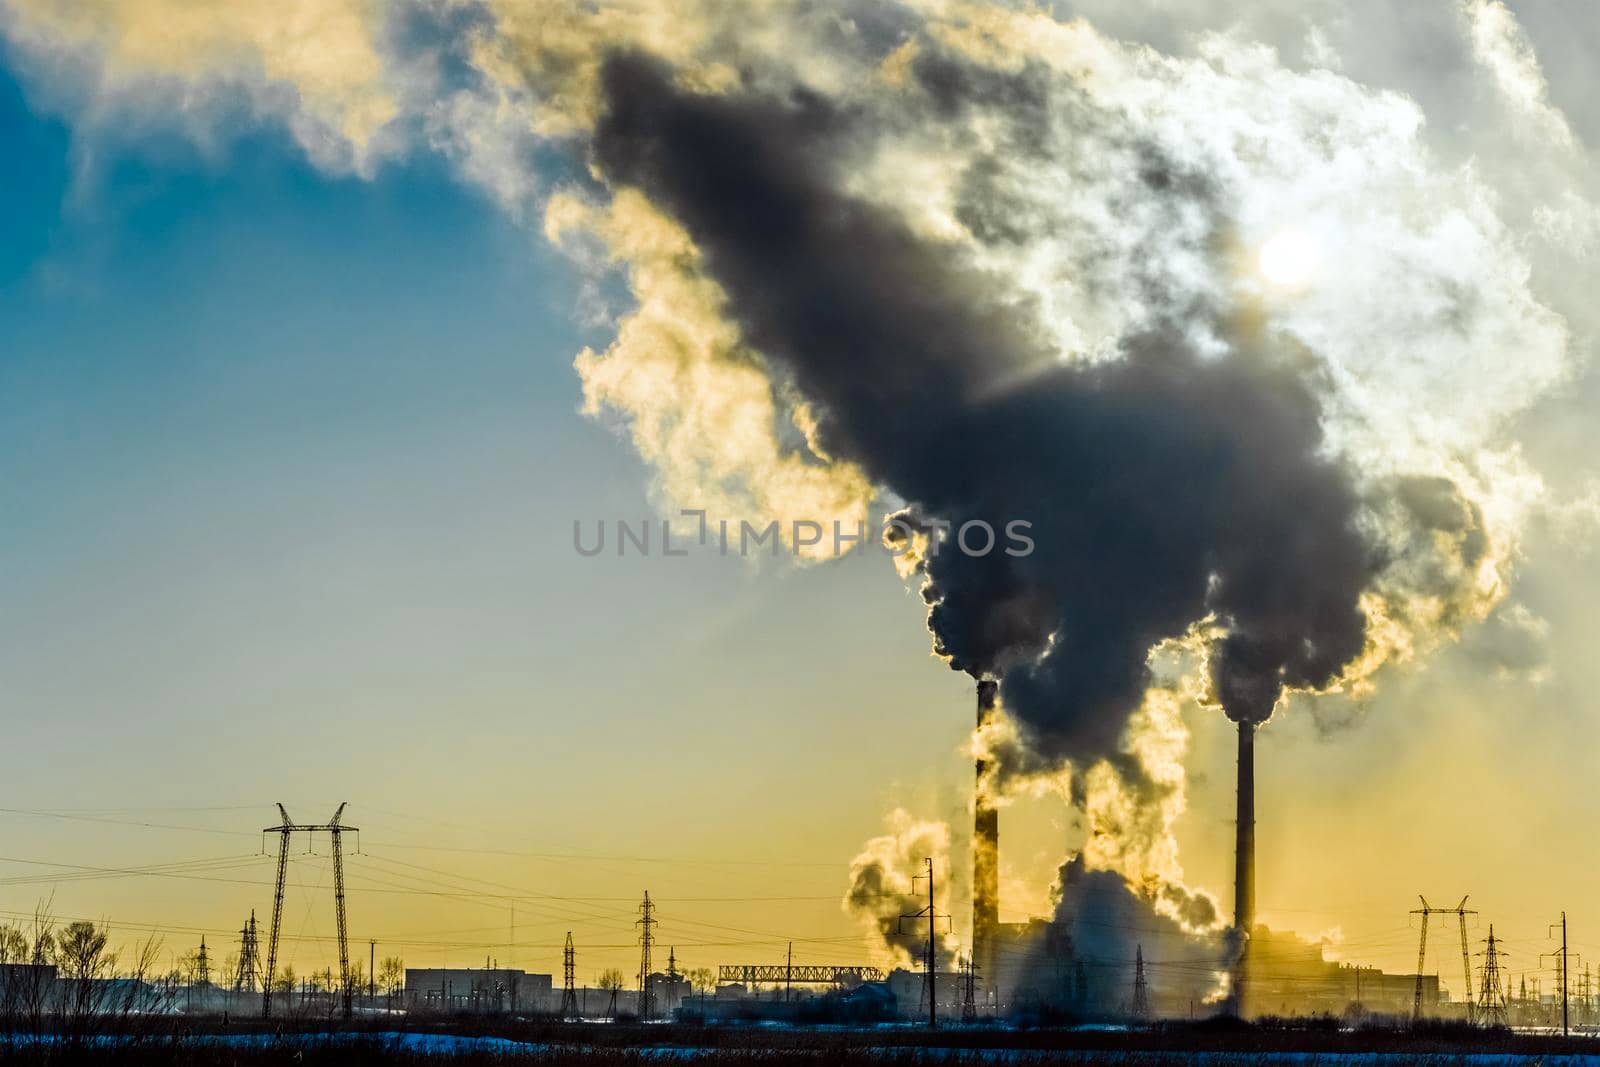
[1046,855,1232,1013]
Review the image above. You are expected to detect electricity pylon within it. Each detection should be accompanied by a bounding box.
[1477,925,1508,1027]
[1132,944,1151,1020]
[637,892,657,1021]
[234,911,259,993]
[560,932,579,1020]
[196,936,210,988]
[1411,895,1475,1024]
[262,803,359,1020]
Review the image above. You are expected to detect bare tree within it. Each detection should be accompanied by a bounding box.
[56,920,116,1024]
[108,935,165,1039]
[346,958,366,1011]
[16,906,57,1036]
[686,967,715,994]
[378,956,404,1006]
[0,924,29,1030]
[598,968,625,1019]
[0,925,27,964]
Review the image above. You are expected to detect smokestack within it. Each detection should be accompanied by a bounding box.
[1233,719,1256,1013]
[973,679,1000,997]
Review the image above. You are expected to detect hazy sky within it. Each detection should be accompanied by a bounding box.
[2,0,1599,999]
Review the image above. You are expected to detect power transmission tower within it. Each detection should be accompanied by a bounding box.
[637,892,657,1021]
[560,932,579,1020]
[1477,925,1507,1028]
[897,857,952,1031]
[562,947,580,1018]
[261,803,359,1020]
[667,947,679,1014]
[1543,912,1579,1037]
[234,911,260,994]
[1410,895,1475,1023]
[196,936,210,988]
[1132,944,1150,1021]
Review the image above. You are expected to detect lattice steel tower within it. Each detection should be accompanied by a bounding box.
[1132,944,1150,1020]
[234,911,260,993]
[1411,895,1475,1024]
[262,803,359,1020]
[1478,925,1507,1027]
[637,892,657,1021]
[960,955,977,1023]
[560,932,579,1020]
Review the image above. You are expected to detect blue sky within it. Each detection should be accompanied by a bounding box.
[0,47,987,977]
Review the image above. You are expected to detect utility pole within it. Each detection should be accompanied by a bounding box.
[785,942,793,1005]
[261,803,358,1020]
[1132,944,1150,1021]
[897,857,950,1031]
[928,857,936,1028]
[637,892,657,1021]
[1543,913,1576,1037]
[1410,895,1475,1023]
[369,941,376,1008]
[929,856,936,1028]
[560,933,578,1020]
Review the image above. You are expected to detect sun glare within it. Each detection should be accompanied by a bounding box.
[1258,228,1319,289]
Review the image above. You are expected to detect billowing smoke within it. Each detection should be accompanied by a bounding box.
[843,811,961,971]
[593,50,1374,758]
[578,8,1576,941]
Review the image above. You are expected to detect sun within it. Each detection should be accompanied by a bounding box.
[1257,228,1319,289]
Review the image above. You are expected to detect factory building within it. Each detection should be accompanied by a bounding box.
[1245,927,1442,1019]
[403,968,552,1013]
[645,968,693,1016]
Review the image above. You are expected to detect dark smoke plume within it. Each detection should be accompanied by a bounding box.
[593,51,1375,769]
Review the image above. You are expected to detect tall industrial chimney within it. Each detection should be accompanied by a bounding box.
[973,679,1000,999]
[1233,719,1256,1013]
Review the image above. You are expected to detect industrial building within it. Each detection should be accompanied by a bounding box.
[404,968,552,1013]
